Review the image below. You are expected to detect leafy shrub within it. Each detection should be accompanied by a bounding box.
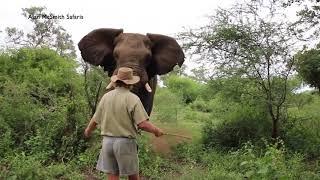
[190,98,213,112]
[0,48,89,163]
[202,103,271,150]
[137,135,171,179]
[235,141,319,179]
[283,94,320,158]
[0,120,13,158]
[164,75,202,104]
[171,140,319,179]
[283,116,320,159]
[0,153,85,180]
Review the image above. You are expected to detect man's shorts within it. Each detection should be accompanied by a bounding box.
[96,136,138,176]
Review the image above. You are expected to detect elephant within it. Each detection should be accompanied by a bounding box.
[78,28,185,115]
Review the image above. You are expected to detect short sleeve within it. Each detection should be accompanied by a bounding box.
[93,95,105,124]
[133,98,149,125]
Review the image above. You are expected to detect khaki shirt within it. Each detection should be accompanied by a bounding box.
[93,87,149,138]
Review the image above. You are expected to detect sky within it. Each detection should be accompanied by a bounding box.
[0,0,234,47]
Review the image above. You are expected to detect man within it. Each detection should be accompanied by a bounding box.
[84,67,164,180]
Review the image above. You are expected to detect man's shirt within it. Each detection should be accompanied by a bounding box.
[93,87,149,138]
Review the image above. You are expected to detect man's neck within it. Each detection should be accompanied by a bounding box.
[115,86,130,90]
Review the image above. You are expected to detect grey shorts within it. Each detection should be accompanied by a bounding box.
[96,136,138,176]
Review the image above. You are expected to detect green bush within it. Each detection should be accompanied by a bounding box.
[0,48,89,163]
[283,94,320,158]
[283,116,320,159]
[0,153,84,180]
[190,98,213,112]
[234,141,319,179]
[137,135,172,179]
[202,103,271,150]
[0,120,13,158]
[171,140,320,179]
[164,75,202,104]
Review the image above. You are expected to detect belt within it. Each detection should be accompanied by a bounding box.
[103,135,136,139]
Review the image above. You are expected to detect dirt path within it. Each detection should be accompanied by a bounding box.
[150,124,192,156]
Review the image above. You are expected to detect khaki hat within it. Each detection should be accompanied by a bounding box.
[111,67,140,85]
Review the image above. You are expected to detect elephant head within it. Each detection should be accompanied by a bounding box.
[78,28,184,115]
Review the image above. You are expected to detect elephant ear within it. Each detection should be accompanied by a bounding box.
[147,33,185,75]
[78,28,123,73]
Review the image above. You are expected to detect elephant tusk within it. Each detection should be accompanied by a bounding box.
[145,83,152,93]
[106,82,114,90]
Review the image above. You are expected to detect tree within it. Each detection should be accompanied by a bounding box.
[81,60,109,116]
[295,45,320,93]
[280,0,320,41]
[179,0,297,138]
[4,7,76,59]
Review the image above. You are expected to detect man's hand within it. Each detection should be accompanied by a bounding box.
[154,127,164,137]
[84,118,98,138]
[138,120,164,137]
[84,127,92,138]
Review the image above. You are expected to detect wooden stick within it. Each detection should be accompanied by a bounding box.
[163,133,192,139]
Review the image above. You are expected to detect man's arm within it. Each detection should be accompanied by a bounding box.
[84,117,98,138]
[84,95,105,138]
[137,120,164,137]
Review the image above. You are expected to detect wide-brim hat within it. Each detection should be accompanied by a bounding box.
[111,67,140,85]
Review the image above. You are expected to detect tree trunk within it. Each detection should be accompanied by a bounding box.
[271,118,279,139]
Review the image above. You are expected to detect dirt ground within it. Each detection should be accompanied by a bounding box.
[150,125,192,156]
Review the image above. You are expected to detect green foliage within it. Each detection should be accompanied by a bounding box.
[164,75,203,104]
[202,102,271,150]
[172,140,320,180]
[83,64,109,116]
[190,98,213,112]
[235,141,319,179]
[153,87,182,123]
[295,47,320,93]
[180,0,296,138]
[0,48,88,163]
[288,91,313,109]
[180,106,211,123]
[204,77,259,102]
[283,94,320,158]
[0,153,84,179]
[173,142,205,164]
[137,135,172,179]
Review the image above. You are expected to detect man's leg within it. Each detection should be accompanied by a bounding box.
[114,139,139,179]
[107,173,119,180]
[128,174,139,180]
